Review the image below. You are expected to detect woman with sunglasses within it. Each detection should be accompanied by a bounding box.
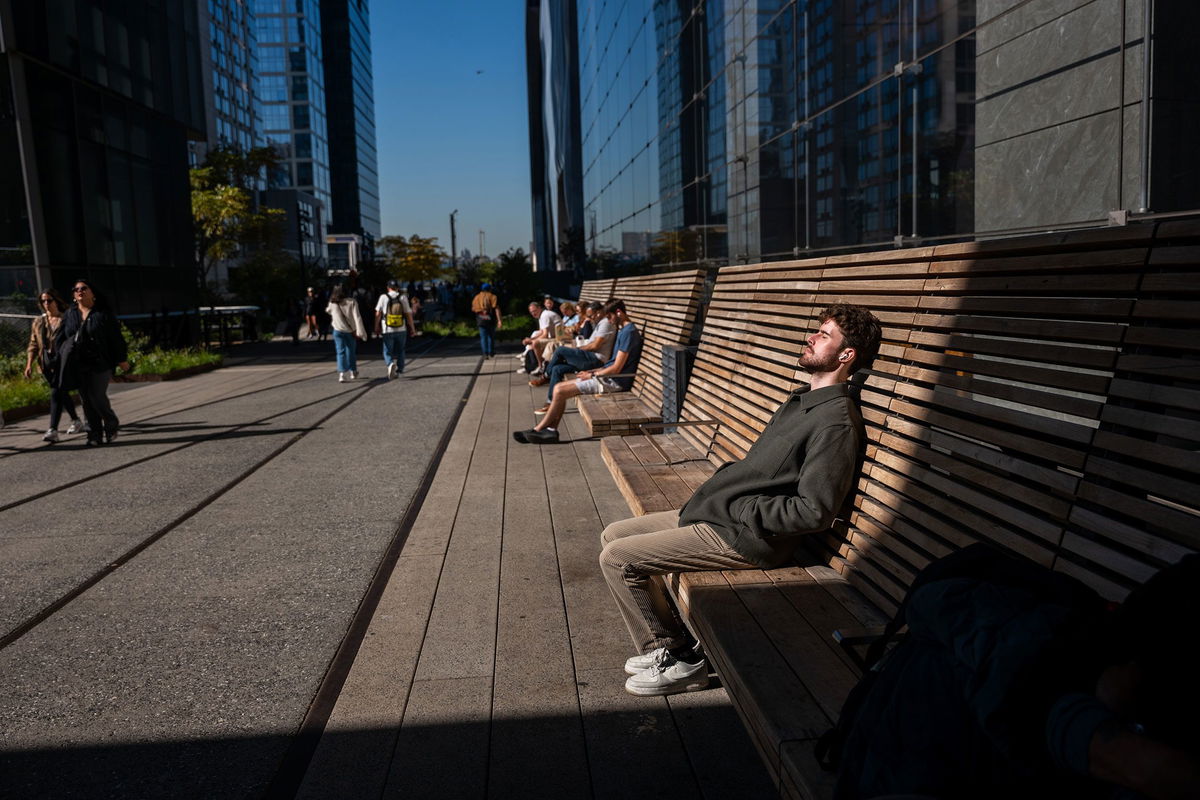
[59,279,129,446]
[23,288,87,443]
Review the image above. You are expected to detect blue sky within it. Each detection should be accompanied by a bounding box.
[371,2,533,258]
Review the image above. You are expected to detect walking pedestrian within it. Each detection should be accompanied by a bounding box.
[24,288,87,443]
[327,285,367,382]
[59,279,129,447]
[374,279,416,379]
[471,283,503,358]
[304,287,321,338]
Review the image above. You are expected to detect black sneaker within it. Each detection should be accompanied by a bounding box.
[512,429,531,443]
[105,429,118,444]
[85,437,104,447]
[524,428,560,444]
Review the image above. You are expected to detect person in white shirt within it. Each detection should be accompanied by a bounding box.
[520,299,561,374]
[327,284,367,382]
[374,279,416,379]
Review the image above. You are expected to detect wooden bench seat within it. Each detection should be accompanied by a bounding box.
[573,268,706,436]
[596,222,1200,798]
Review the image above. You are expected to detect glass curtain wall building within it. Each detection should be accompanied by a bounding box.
[197,0,263,157]
[320,0,380,248]
[255,0,331,244]
[526,0,585,272]
[0,0,204,309]
[537,0,1200,272]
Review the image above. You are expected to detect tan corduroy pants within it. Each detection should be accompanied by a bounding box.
[598,509,757,654]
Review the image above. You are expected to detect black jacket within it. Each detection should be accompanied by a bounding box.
[57,306,128,379]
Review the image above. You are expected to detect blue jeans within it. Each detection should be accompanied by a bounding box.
[478,322,496,356]
[545,346,604,400]
[381,330,408,372]
[332,329,358,373]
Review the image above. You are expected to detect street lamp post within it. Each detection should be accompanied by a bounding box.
[450,209,458,273]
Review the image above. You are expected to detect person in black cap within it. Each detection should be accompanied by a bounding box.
[374,279,415,378]
[471,282,502,358]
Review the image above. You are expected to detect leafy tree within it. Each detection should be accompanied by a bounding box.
[227,247,299,322]
[377,234,450,283]
[556,225,586,278]
[649,229,700,266]
[494,247,538,315]
[191,146,285,296]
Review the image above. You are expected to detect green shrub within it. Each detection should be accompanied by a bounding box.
[422,318,526,341]
[129,348,222,375]
[0,376,50,412]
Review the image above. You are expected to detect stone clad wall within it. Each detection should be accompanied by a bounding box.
[974,0,1147,231]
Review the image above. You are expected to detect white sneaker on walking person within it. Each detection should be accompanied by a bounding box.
[388,362,398,380]
[338,372,347,383]
[66,419,89,435]
[43,428,60,444]
[349,370,358,380]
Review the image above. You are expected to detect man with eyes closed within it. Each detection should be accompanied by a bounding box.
[597,303,882,697]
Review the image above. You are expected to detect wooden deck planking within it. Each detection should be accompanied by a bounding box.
[299,355,773,797]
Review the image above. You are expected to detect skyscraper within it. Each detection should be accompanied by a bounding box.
[197,0,263,157]
[321,0,380,246]
[254,0,332,235]
[0,0,205,310]
[526,0,585,273]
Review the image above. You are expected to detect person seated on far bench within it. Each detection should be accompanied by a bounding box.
[537,301,579,367]
[518,300,561,375]
[529,301,616,408]
[597,304,882,696]
[512,299,641,445]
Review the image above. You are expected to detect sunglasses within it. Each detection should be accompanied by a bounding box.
[73,286,90,294]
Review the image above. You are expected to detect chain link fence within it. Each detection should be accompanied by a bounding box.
[0,313,36,362]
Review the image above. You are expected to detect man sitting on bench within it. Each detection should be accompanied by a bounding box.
[598,304,882,696]
[512,299,640,445]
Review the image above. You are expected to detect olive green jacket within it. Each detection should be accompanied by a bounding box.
[678,382,864,567]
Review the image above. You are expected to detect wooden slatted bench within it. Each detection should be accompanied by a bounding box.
[577,278,617,305]
[597,223,1200,798]
[574,269,706,436]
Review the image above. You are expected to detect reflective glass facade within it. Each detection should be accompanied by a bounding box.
[1,0,204,308]
[203,0,263,152]
[544,0,1200,271]
[321,0,380,242]
[527,0,585,272]
[254,0,331,223]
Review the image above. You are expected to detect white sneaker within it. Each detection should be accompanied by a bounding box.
[624,652,709,696]
[349,370,358,380]
[43,428,60,443]
[66,419,89,435]
[516,367,528,374]
[338,372,347,383]
[387,362,398,380]
[625,647,668,675]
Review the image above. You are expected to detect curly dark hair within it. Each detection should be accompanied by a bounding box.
[819,303,882,373]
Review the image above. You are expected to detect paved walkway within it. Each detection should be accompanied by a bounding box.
[0,339,773,798]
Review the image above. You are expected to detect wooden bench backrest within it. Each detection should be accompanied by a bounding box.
[675,224,1198,611]
[577,278,617,305]
[606,269,706,405]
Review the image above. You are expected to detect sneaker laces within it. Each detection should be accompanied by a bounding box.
[649,648,674,675]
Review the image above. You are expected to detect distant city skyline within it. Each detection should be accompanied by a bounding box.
[371,2,533,258]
